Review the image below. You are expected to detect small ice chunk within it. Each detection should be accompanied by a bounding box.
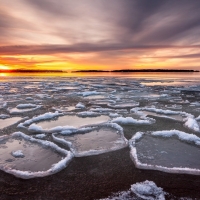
[35,134,46,139]
[16,104,37,109]
[26,97,34,101]
[109,113,120,118]
[131,180,165,200]
[11,150,24,158]
[184,117,200,132]
[82,91,101,97]
[100,181,165,200]
[75,102,85,109]
[28,124,43,133]
[0,114,10,119]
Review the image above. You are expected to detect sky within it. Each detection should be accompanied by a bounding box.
[0,0,200,71]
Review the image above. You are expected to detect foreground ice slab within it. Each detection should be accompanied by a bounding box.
[100,180,165,200]
[129,130,200,175]
[0,132,73,179]
[53,123,128,157]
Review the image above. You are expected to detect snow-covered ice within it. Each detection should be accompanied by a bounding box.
[100,180,165,200]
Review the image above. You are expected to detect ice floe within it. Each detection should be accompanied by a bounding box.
[129,130,200,175]
[131,107,190,122]
[16,103,38,109]
[0,132,73,179]
[8,105,42,114]
[53,123,128,157]
[18,111,63,128]
[108,101,139,108]
[28,115,111,134]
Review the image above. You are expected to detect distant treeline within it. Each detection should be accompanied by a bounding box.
[74,69,199,73]
[0,69,199,73]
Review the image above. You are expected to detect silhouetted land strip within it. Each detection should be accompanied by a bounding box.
[75,69,199,73]
[0,69,199,73]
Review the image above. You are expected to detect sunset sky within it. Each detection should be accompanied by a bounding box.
[1,0,200,71]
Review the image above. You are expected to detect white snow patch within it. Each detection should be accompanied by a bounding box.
[184,116,200,132]
[100,181,165,200]
[77,111,101,117]
[90,108,114,113]
[11,150,24,158]
[82,91,102,97]
[35,134,46,139]
[131,180,165,200]
[112,116,155,125]
[109,113,121,118]
[0,114,10,119]
[75,102,85,109]
[16,104,37,109]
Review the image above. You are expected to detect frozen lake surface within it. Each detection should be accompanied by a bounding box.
[1,72,200,199]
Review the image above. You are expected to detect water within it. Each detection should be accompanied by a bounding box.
[1,72,200,82]
[36,115,110,129]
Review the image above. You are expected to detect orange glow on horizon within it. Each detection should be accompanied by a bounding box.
[1,46,200,71]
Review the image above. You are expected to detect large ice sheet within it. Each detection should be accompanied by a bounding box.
[129,130,200,175]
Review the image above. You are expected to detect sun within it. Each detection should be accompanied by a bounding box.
[0,65,10,70]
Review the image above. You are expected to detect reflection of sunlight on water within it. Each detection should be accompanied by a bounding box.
[141,81,195,86]
[0,73,8,77]
[1,72,200,82]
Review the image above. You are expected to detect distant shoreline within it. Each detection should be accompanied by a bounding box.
[74,69,199,73]
[0,69,199,73]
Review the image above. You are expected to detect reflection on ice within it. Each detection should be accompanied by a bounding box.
[53,123,128,156]
[129,130,200,175]
[0,117,22,129]
[36,115,110,129]
[136,135,200,168]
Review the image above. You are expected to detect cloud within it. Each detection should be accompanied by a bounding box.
[1,0,200,70]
